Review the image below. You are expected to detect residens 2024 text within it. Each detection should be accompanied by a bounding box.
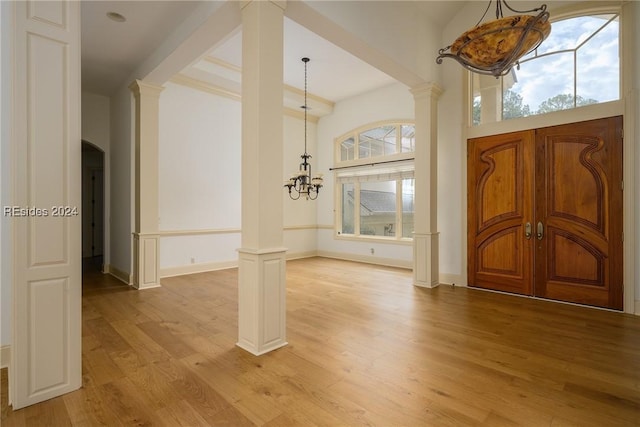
[3,206,79,217]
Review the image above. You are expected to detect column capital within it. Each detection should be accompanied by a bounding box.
[129,79,165,98]
[410,82,444,100]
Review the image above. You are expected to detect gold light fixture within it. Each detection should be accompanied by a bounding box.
[284,57,323,200]
[437,0,551,77]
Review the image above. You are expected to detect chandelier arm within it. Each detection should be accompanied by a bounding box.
[475,0,493,27]
[501,0,547,14]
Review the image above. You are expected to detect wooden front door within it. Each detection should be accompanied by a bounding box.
[468,117,623,310]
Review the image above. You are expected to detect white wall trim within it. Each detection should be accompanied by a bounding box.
[0,345,10,369]
[317,250,412,269]
[157,226,322,237]
[439,273,465,287]
[160,260,238,278]
[158,227,241,237]
[105,264,131,285]
[170,73,240,101]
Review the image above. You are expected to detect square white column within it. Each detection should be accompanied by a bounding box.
[411,83,443,288]
[129,80,164,289]
[237,248,288,355]
[238,0,287,355]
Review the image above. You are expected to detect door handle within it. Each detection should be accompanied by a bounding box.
[525,222,532,240]
[537,221,544,240]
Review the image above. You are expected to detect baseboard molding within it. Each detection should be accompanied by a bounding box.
[160,260,238,278]
[0,345,10,369]
[105,264,131,285]
[316,250,412,270]
[160,252,319,278]
[439,273,466,287]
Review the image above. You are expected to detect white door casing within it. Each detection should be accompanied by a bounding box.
[11,0,82,408]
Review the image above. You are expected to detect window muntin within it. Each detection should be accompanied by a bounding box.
[336,122,415,163]
[472,12,620,125]
[334,122,415,241]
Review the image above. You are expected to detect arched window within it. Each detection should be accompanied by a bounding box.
[334,121,415,240]
[472,11,620,125]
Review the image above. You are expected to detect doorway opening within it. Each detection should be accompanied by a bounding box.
[81,141,105,277]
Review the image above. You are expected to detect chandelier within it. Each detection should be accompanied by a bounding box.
[284,57,323,200]
[436,0,551,77]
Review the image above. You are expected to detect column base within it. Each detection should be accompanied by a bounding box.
[132,233,161,289]
[236,247,288,356]
[413,232,439,288]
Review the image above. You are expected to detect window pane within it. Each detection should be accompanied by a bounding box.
[402,179,414,238]
[512,52,575,114]
[340,137,355,161]
[359,126,396,159]
[576,16,619,104]
[360,181,396,237]
[401,125,415,153]
[341,183,355,234]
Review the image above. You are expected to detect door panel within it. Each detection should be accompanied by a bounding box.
[468,131,535,295]
[468,117,623,310]
[535,117,623,309]
[12,0,82,408]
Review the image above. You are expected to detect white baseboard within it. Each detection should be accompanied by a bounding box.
[1,345,10,369]
[439,273,466,287]
[160,260,238,278]
[105,264,131,285]
[159,252,319,278]
[316,250,412,270]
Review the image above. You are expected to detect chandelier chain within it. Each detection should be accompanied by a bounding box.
[304,58,308,155]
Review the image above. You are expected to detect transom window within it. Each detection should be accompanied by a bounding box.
[334,122,415,241]
[472,12,620,125]
[339,122,415,162]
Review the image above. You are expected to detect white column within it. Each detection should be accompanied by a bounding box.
[129,80,164,290]
[411,83,443,288]
[237,0,287,355]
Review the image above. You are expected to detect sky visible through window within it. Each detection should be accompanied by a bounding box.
[510,14,619,113]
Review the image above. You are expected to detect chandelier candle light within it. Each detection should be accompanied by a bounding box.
[284,57,323,200]
[436,0,551,77]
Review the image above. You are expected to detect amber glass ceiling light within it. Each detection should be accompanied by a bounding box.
[437,0,551,77]
[284,57,323,200]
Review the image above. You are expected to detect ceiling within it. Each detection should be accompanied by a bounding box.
[81,1,466,101]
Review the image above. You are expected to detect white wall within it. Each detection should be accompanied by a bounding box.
[316,82,414,267]
[109,84,133,279]
[157,82,319,274]
[158,82,242,273]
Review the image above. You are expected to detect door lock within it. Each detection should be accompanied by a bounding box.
[537,221,544,240]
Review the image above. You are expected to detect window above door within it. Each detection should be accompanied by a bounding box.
[471,10,620,126]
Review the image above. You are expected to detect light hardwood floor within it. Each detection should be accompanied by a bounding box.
[2,257,640,426]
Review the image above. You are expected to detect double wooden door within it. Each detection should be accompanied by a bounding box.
[467,117,623,310]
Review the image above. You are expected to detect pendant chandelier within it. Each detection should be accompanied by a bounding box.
[284,57,323,200]
[436,0,551,77]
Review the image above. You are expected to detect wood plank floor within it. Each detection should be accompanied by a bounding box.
[2,257,640,426]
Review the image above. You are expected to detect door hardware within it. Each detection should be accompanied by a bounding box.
[525,222,532,240]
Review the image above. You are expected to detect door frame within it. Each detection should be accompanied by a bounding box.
[464,100,636,314]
